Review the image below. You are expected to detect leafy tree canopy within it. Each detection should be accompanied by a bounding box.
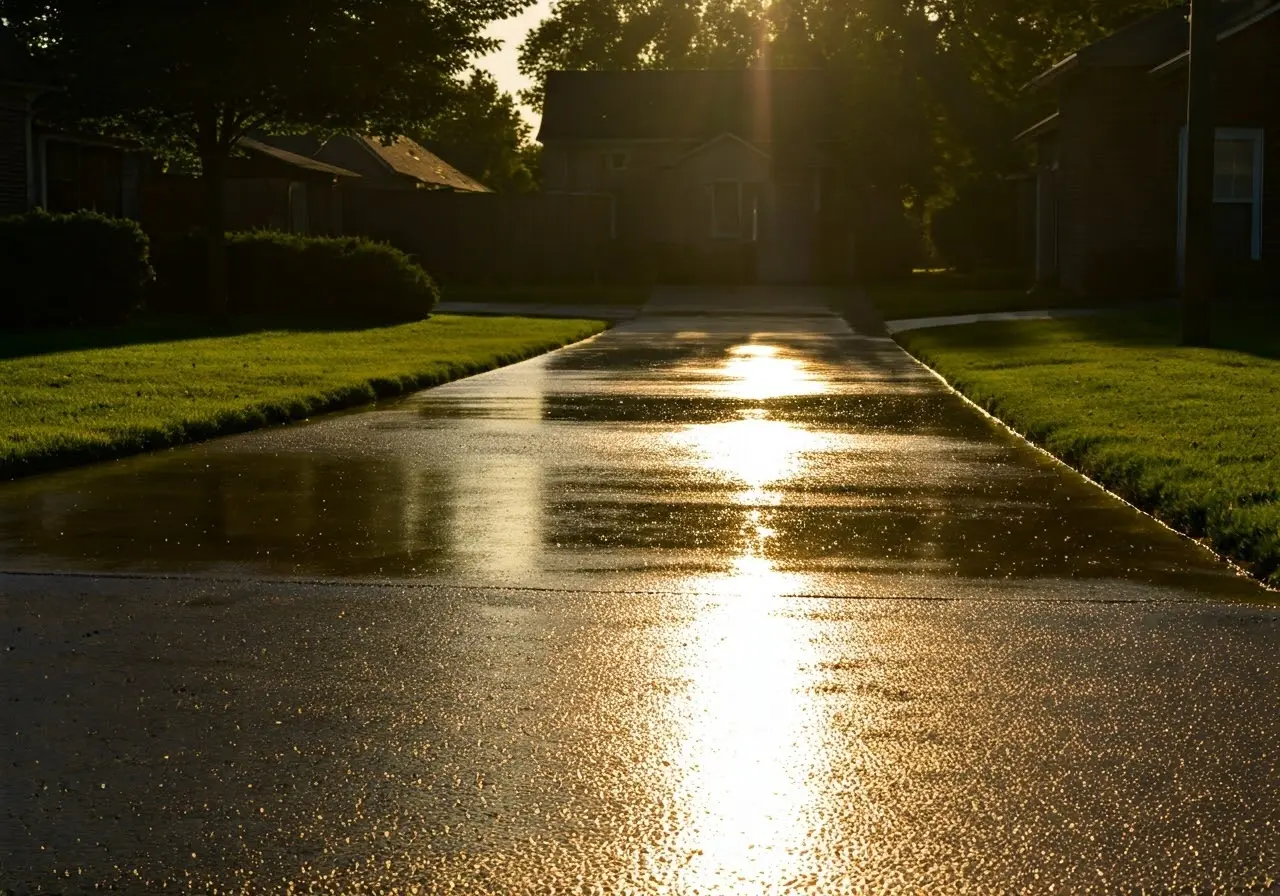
[518,0,1181,200]
[0,0,531,311]
[416,70,541,193]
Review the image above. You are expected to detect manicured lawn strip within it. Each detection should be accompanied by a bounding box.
[441,284,649,307]
[0,315,606,479]
[897,308,1280,585]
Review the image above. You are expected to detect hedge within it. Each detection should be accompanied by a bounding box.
[0,210,153,328]
[151,231,439,322]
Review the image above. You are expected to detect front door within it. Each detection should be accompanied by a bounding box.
[757,176,815,284]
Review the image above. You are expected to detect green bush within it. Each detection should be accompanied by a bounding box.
[0,209,153,328]
[150,230,439,322]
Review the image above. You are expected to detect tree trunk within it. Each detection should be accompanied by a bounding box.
[200,148,230,320]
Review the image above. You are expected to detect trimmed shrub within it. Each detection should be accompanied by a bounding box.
[0,210,153,328]
[150,230,439,322]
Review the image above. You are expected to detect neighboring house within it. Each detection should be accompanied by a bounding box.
[140,138,362,238]
[537,69,843,284]
[309,134,489,193]
[0,83,42,216]
[3,35,144,220]
[1019,0,1280,297]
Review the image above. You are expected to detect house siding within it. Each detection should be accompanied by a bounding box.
[1052,11,1280,298]
[1057,68,1181,297]
[1215,13,1280,289]
[0,97,30,216]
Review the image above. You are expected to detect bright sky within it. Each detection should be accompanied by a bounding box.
[481,1,555,131]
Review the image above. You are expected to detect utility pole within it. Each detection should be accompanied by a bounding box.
[1181,0,1218,346]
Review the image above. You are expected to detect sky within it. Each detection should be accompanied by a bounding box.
[481,1,555,130]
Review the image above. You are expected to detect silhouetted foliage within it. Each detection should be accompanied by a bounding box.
[518,0,1181,205]
[416,71,541,193]
[0,210,153,329]
[151,232,439,323]
[0,0,527,313]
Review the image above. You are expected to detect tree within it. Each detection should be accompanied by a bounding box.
[415,70,541,193]
[517,0,1181,206]
[517,0,767,108]
[1,0,528,315]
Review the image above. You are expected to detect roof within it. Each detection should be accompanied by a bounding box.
[1014,112,1061,143]
[257,134,327,158]
[1027,0,1280,91]
[237,138,362,178]
[1025,5,1190,92]
[358,136,490,192]
[537,69,833,143]
[1149,0,1280,74]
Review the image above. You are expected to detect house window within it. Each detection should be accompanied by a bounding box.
[1179,127,1265,263]
[712,181,741,238]
[600,151,628,172]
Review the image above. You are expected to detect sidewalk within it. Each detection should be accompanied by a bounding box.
[435,300,639,322]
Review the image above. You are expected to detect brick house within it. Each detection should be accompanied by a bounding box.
[1020,0,1280,298]
[538,69,845,283]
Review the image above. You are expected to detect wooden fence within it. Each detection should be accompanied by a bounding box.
[343,189,617,284]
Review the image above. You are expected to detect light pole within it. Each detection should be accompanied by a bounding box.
[1181,0,1218,346]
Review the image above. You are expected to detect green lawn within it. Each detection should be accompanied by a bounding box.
[870,272,1127,321]
[0,315,606,479]
[897,306,1280,586]
[439,284,650,307]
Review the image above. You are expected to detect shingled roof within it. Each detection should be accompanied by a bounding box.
[358,136,489,192]
[537,69,833,143]
[237,138,361,178]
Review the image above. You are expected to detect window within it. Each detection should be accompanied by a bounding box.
[1214,136,1258,202]
[1178,127,1265,264]
[712,181,741,238]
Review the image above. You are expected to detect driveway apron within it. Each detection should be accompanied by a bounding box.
[1,286,1278,893]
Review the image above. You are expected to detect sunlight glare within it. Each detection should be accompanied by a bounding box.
[705,342,828,400]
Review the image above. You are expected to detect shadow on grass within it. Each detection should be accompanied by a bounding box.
[912,302,1280,362]
[0,315,402,362]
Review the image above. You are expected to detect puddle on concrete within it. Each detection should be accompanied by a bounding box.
[0,319,1266,600]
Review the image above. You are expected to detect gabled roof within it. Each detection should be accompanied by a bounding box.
[357,136,490,192]
[537,69,833,143]
[1026,0,1280,92]
[1149,0,1280,74]
[1024,5,1190,92]
[237,138,361,178]
[1014,112,1060,143]
[670,132,772,166]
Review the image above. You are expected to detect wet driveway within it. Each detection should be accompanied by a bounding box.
[2,287,1279,893]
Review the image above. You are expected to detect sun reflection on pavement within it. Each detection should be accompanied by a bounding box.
[656,341,836,887]
[707,343,829,400]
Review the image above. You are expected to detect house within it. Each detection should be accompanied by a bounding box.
[537,69,844,284]
[306,134,489,193]
[1019,0,1280,298]
[140,138,361,239]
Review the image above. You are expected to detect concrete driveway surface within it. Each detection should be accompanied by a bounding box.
[2,287,1278,894]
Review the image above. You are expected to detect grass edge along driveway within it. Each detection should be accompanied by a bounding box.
[897,309,1280,588]
[1,315,606,480]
